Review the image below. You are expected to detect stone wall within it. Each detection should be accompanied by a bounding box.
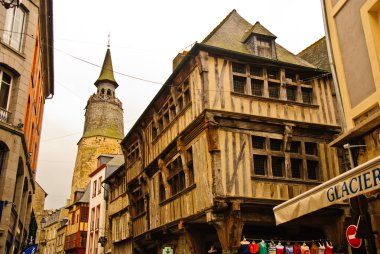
[70,136,122,201]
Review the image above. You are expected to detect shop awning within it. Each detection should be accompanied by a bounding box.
[273,155,380,225]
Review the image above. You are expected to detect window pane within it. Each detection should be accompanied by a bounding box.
[232,63,245,74]
[252,136,265,149]
[302,88,313,104]
[233,76,246,94]
[272,157,284,177]
[268,82,280,99]
[253,155,266,175]
[250,66,263,77]
[290,141,300,153]
[286,86,297,101]
[305,142,318,155]
[0,81,10,109]
[251,79,263,96]
[267,68,279,79]
[307,160,318,180]
[291,159,301,178]
[270,139,282,151]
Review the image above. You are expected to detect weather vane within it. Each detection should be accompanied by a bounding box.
[107,33,110,48]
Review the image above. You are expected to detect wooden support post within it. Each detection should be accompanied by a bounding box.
[183,227,204,254]
[210,202,244,254]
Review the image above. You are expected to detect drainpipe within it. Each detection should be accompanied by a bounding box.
[320,0,346,132]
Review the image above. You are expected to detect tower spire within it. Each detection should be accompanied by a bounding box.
[95,39,118,87]
[107,32,110,48]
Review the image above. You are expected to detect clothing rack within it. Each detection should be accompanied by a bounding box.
[242,237,331,244]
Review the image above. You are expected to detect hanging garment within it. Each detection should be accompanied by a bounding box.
[258,242,268,254]
[301,244,310,254]
[318,244,325,254]
[269,245,277,254]
[249,243,260,254]
[310,243,319,254]
[325,245,333,254]
[293,244,301,254]
[276,245,284,254]
[285,245,293,254]
[239,244,251,254]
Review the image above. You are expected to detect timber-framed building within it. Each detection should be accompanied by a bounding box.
[120,10,347,253]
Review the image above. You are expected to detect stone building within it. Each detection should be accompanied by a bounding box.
[120,10,346,253]
[65,44,124,254]
[0,1,54,253]
[32,182,48,251]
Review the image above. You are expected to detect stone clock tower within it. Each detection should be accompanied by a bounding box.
[70,45,124,201]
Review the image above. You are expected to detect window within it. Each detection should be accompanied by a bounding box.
[0,71,12,111]
[267,68,279,80]
[250,66,263,77]
[291,159,302,178]
[302,87,313,104]
[307,161,318,180]
[252,135,319,180]
[290,141,301,153]
[305,142,317,155]
[3,7,26,51]
[126,141,139,166]
[92,180,97,198]
[187,147,194,185]
[159,173,166,202]
[132,188,145,216]
[98,176,102,195]
[286,86,297,101]
[0,143,8,176]
[257,37,272,58]
[252,136,265,149]
[253,155,266,175]
[80,232,87,247]
[152,126,157,139]
[251,79,264,96]
[272,157,284,177]
[168,157,186,195]
[268,82,280,99]
[270,139,282,151]
[285,71,297,83]
[232,63,245,74]
[233,76,246,94]
[80,208,88,222]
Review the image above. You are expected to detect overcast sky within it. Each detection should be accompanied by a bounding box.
[35,0,326,209]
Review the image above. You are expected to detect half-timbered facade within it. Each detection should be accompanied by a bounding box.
[121,10,346,253]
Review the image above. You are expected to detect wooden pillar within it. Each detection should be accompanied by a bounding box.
[209,202,244,254]
[205,112,224,196]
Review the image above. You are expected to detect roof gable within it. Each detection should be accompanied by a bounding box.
[202,10,315,68]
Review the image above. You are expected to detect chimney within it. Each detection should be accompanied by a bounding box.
[172,51,188,71]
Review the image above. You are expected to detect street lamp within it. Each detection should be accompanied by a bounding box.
[0,0,19,9]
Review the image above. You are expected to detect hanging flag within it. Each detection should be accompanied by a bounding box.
[23,245,38,254]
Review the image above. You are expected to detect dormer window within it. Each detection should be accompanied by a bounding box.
[256,37,272,58]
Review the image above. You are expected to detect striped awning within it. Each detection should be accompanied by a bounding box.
[273,155,380,225]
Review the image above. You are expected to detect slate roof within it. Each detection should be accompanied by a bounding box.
[95,47,118,87]
[202,10,315,68]
[297,37,330,71]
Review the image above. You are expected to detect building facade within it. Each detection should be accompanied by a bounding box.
[0,1,54,253]
[39,209,65,254]
[86,154,124,254]
[120,10,346,254]
[103,160,131,254]
[322,0,380,252]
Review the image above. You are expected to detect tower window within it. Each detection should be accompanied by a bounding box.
[107,89,111,96]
